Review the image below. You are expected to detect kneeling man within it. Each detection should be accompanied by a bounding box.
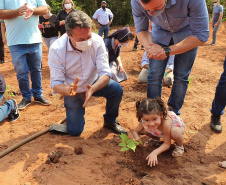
[48,10,127,136]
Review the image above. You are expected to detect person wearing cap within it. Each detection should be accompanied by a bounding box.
[104,27,134,83]
[92,1,114,38]
[48,10,127,136]
[131,0,209,115]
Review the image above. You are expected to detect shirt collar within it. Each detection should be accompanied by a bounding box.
[166,0,176,8]
[67,36,75,52]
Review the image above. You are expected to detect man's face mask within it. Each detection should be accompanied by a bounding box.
[70,36,92,52]
[147,1,167,17]
[102,6,106,10]
[214,2,217,6]
[64,3,72,10]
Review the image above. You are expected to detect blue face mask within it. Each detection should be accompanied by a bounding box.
[147,1,167,17]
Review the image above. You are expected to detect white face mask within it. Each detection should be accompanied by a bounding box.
[214,3,217,6]
[119,43,128,47]
[70,36,92,52]
[64,3,72,10]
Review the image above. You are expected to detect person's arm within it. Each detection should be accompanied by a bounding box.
[214,12,223,27]
[1,22,6,44]
[146,121,171,167]
[116,56,124,73]
[132,122,144,141]
[141,51,149,70]
[92,18,101,29]
[33,5,48,16]
[108,10,113,26]
[0,3,28,19]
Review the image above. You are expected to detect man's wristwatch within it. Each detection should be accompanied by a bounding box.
[163,46,171,57]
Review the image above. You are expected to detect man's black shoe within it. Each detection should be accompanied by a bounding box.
[8,99,20,121]
[18,98,31,110]
[34,96,52,105]
[104,122,127,135]
[210,114,222,133]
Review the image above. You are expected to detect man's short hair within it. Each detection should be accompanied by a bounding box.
[65,10,92,35]
[101,1,107,4]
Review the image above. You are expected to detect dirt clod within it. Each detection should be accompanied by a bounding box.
[74,147,83,155]
[46,151,62,164]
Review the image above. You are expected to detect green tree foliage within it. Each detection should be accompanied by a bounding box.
[45,0,134,25]
[206,0,226,21]
[46,0,226,25]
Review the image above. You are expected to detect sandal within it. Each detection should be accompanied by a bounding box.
[172,145,184,158]
[144,138,161,147]
[218,161,226,169]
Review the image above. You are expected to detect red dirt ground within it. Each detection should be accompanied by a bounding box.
[0,23,226,185]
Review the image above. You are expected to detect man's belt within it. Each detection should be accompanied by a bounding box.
[98,23,108,26]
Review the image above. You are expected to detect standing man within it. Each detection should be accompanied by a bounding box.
[210,0,223,46]
[131,0,209,115]
[93,1,113,38]
[0,0,52,110]
[48,10,127,136]
[210,56,226,133]
[0,21,6,64]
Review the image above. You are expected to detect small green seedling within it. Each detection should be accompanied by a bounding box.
[188,77,193,87]
[119,133,142,152]
[6,85,15,97]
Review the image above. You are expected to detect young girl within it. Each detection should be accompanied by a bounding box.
[132,98,185,167]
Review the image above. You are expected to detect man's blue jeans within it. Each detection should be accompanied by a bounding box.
[64,79,123,136]
[211,21,221,44]
[9,43,43,100]
[147,46,198,115]
[211,56,226,115]
[98,25,109,38]
[0,93,15,123]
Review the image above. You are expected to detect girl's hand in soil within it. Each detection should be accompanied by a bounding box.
[67,76,79,96]
[146,151,158,167]
[82,84,93,108]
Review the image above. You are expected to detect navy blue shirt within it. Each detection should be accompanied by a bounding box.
[104,38,121,62]
[131,0,209,45]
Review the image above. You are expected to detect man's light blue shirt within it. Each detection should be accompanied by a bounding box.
[131,0,209,45]
[0,0,47,46]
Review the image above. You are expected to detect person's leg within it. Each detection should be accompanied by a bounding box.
[64,93,86,136]
[171,126,184,157]
[211,57,226,115]
[211,22,221,45]
[147,58,168,98]
[104,25,110,38]
[0,32,4,62]
[210,56,226,132]
[9,44,32,101]
[0,100,15,122]
[93,79,127,134]
[49,37,58,48]
[138,68,149,84]
[98,26,105,38]
[43,37,51,49]
[93,79,123,123]
[26,43,43,99]
[168,47,198,115]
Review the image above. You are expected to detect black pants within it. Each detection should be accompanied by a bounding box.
[0,32,4,61]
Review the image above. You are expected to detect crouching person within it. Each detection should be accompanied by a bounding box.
[48,10,127,136]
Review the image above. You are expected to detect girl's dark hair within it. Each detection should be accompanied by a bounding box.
[136,97,167,121]
[118,32,134,43]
